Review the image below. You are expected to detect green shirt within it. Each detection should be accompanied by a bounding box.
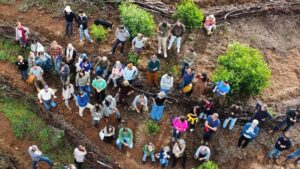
[92,78,107,90]
[118,128,133,143]
[143,144,155,156]
[182,52,197,66]
[148,59,160,72]
[158,23,171,37]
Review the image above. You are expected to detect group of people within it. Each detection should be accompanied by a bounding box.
[13,5,299,169]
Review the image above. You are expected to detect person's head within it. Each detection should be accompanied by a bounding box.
[201,72,208,81]
[179,115,186,122]
[60,61,65,67]
[158,91,166,99]
[44,85,49,92]
[251,119,259,128]
[29,51,35,58]
[65,5,72,13]
[137,33,143,39]
[127,63,133,70]
[284,132,291,139]
[115,61,121,68]
[102,56,107,62]
[176,20,182,26]
[79,70,85,77]
[167,72,173,78]
[176,139,185,146]
[68,164,76,169]
[106,95,113,102]
[123,127,129,133]
[162,21,167,27]
[151,55,157,62]
[147,142,154,151]
[212,113,219,120]
[186,67,192,74]
[17,55,23,61]
[223,81,229,86]
[187,48,194,53]
[67,43,73,49]
[163,146,170,152]
[139,94,145,100]
[107,125,114,132]
[32,62,37,68]
[96,75,102,80]
[261,104,268,111]
[122,80,129,86]
[38,51,44,56]
[31,39,37,44]
[78,11,84,16]
[17,22,21,28]
[79,90,85,97]
[31,145,38,152]
[199,145,209,152]
[78,145,85,151]
[208,14,215,21]
[119,25,124,30]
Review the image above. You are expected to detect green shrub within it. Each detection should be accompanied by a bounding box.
[174,0,204,30]
[127,52,140,65]
[119,3,156,38]
[90,24,108,42]
[146,120,160,135]
[0,38,26,63]
[195,161,219,169]
[212,42,271,96]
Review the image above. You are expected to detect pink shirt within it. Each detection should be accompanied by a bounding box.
[172,117,188,132]
[111,66,123,77]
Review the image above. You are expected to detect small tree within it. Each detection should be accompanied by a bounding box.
[174,0,204,30]
[90,24,108,42]
[119,3,156,38]
[212,42,271,96]
[146,120,160,135]
[195,161,219,169]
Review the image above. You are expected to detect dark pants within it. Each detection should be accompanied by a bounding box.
[65,21,73,36]
[171,153,186,168]
[95,90,106,104]
[112,39,126,55]
[203,130,214,142]
[238,135,251,148]
[273,118,293,132]
[74,159,83,169]
[21,70,28,80]
[172,128,182,140]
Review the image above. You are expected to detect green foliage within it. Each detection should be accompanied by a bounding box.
[0,0,15,4]
[174,0,204,30]
[90,24,108,42]
[119,3,156,38]
[212,42,271,96]
[127,52,140,65]
[0,38,26,63]
[146,120,160,135]
[195,161,219,169]
[159,63,180,79]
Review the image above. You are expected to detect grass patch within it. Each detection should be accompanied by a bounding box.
[0,38,28,63]
[0,97,73,168]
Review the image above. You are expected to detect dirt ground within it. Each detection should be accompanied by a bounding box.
[0,0,300,169]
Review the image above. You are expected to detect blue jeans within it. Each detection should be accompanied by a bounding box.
[21,70,28,80]
[273,118,293,132]
[268,147,282,159]
[199,112,207,120]
[181,63,188,77]
[160,159,169,168]
[79,86,91,95]
[178,80,187,89]
[142,152,155,162]
[160,88,170,94]
[79,28,92,42]
[116,137,133,150]
[19,38,26,47]
[54,56,62,72]
[150,104,165,121]
[223,117,237,130]
[32,156,53,169]
[42,99,56,110]
[286,148,300,162]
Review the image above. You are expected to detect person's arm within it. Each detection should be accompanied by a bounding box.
[115,28,119,38]
[118,129,125,144]
[132,37,136,47]
[203,149,211,161]
[38,91,42,103]
[15,27,18,40]
[132,96,139,111]
[129,129,133,143]
[51,88,56,99]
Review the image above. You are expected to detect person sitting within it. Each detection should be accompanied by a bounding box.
[250,101,273,124]
[37,51,52,73]
[28,63,46,91]
[58,61,70,86]
[99,125,115,143]
[15,55,29,81]
[213,80,230,97]
[199,99,214,120]
[92,75,107,103]
[156,146,171,168]
[117,80,134,106]
[130,94,148,113]
[223,104,243,131]
[237,119,260,149]
[132,33,148,54]
[64,43,77,73]
[76,91,94,117]
[269,109,298,133]
[204,15,216,35]
[91,104,103,127]
[172,116,188,141]
[150,91,167,121]
[107,61,124,88]
[194,145,211,162]
[94,56,111,78]
[31,39,44,55]
[160,72,174,94]
[102,95,121,122]
[171,139,186,169]
[142,142,156,164]
[178,67,195,89]
[123,63,138,84]
[116,127,133,150]
[38,85,57,111]
[62,84,75,110]
[186,105,201,132]
[181,48,197,78]
[80,57,93,74]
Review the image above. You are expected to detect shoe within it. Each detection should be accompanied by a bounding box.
[158,49,161,54]
[164,53,167,58]
[177,48,180,53]
[90,40,93,43]
[190,128,194,132]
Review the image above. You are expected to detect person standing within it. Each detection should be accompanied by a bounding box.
[268,132,292,161]
[203,113,220,145]
[77,11,93,43]
[15,55,29,80]
[168,20,185,53]
[123,63,138,84]
[62,84,75,110]
[142,142,156,164]
[132,33,148,54]
[76,70,91,95]
[28,145,53,169]
[150,91,167,121]
[171,139,186,169]
[73,145,87,169]
[38,85,57,111]
[64,43,77,73]
[107,60,124,88]
[250,102,273,124]
[172,116,188,141]
[58,61,70,86]
[64,6,77,36]
[147,55,160,87]
[91,104,103,127]
[116,127,133,150]
[160,72,174,94]
[223,104,242,131]
[29,63,46,91]
[194,145,211,162]
[237,119,260,149]
[76,91,94,117]
[92,75,107,103]
[111,25,130,56]
[186,105,201,132]
[269,109,298,133]
[157,21,171,58]
[15,22,29,48]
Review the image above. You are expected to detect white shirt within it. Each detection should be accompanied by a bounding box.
[160,74,174,90]
[243,126,254,139]
[116,28,130,42]
[74,148,87,162]
[62,84,74,100]
[132,37,147,48]
[38,88,54,101]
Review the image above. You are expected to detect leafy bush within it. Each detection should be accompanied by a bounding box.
[195,161,219,169]
[174,0,204,30]
[119,3,156,38]
[127,52,140,65]
[90,24,108,42]
[146,120,160,135]
[0,38,26,63]
[212,42,271,96]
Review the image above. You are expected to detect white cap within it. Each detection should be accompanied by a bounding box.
[65,6,72,13]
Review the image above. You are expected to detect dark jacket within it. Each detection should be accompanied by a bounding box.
[171,24,185,37]
[148,59,160,72]
[275,136,292,151]
[65,12,77,22]
[226,104,242,119]
[58,64,70,78]
[286,109,298,124]
[77,14,88,30]
[15,60,28,71]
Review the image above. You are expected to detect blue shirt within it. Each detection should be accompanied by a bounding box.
[183,72,194,84]
[216,81,230,96]
[206,115,220,128]
[77,93,89,107]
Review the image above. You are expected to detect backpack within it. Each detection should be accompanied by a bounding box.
[182,83,193,94]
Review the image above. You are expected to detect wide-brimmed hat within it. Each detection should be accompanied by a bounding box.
[158,91,166,99]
